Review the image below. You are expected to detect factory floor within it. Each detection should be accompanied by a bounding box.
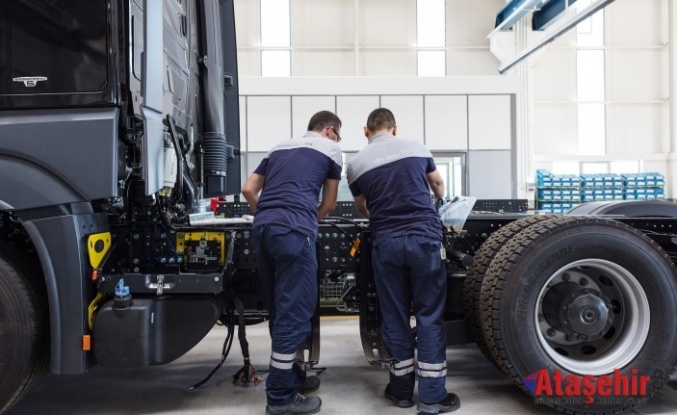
[7,316,677,415]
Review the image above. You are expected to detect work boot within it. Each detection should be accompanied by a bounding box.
[384,384,414,408]
[416,393,461,414]
[299,375,321,394]
[265,394,322,415]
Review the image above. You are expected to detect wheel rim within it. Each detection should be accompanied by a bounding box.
[535,259,650,375]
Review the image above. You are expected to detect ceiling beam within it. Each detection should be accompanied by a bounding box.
[498,0,617,74]
[533,0,579,31]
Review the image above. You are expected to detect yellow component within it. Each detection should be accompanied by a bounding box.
[87,232,112,269]
[82,335,91,351]
[87,291,104,330]
[175,232,226,264]
[350,236,361,258]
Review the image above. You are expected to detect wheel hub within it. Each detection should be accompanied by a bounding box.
[542,282,612,341]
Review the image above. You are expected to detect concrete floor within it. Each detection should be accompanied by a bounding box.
[7,316,677,415]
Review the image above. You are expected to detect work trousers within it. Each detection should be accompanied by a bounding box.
[372,234,448,404]
[253,224,317,406]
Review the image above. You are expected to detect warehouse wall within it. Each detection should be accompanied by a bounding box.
[233,0,675,199]
[530,0,673,196]
[234,0,504,77]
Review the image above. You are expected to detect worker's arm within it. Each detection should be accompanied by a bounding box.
[353,194,369,219]
[317,178,340,221]
[241,173,265,213]
[426,169,445,199]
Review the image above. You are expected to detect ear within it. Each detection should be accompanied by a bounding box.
[363,126,370,139]
[391,126,397,136]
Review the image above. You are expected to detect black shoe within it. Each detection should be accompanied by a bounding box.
[416,393,461,414]
[384,384,414,408]
[299,375,320,394]
[266,394,322,415]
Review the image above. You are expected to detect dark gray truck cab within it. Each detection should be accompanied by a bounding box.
[0,1,241,412]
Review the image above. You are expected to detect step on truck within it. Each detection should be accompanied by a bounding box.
[1,1,677,414]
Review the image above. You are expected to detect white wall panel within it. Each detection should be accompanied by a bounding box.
[607,104,668,155]
[291,0,355,47]
[606,50,668,101]
[361,0,414,47]
[247,97,292,152]
[447,0,503,46]
[336,96,380,152]
[362,51,416,76]
[533,104,577,155]
[468,95,511,150]
[233,0,260,46]
[424,95,468,150]
[532,48,574,102]
[239,96,247,152]
[448,50,499,76]
[291,96,336,138]
[605,0,665,46]
[237,50,260,77]
[246,152,267,178]
[643,160,669,177]
[293,51,355,76]
[468,150,513,198]
[380,96,424,143]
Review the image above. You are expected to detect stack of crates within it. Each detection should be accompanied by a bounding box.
[536,170,582,213]
[622,172,665,200]
[580,173,624,202]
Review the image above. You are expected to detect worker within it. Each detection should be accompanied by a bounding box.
[346,108,460,414]
[241,110,343,415]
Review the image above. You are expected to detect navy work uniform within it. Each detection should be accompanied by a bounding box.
[347,133,447,404]
[252,132,342,406]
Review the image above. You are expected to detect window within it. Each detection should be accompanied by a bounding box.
[418,51,446,77]
[0,0,108,95]
[261,51,291,77]
[433,153,466,198]
[260,0,290,76]
[552,161,581,175]
[576,7,605,155]
[417,0,446,77]
[551,161,641,176]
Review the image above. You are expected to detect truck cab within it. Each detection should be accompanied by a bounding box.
[0,1,241,412]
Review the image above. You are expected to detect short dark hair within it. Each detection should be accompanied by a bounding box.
[308,111,342,133]
[366,108,396,132]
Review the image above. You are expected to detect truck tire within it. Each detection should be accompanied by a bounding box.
[0,249,48,414]
[463,214,555,362]
[479,216,677,414]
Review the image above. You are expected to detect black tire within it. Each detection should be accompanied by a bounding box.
[0,246,49,414]
[479,216,677,414]
[463,214,555,362]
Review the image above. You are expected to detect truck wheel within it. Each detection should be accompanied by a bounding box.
[463,214,555,362]
[0,252,48,414]
[479,216,677,414]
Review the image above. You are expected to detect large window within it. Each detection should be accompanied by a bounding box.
[417,0,446,77]
[576,2,605,155]
[552,160,640,175]
[260,0,290,76]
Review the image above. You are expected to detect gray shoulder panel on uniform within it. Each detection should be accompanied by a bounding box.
[347,137,431,184]
[265,136,343,169]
